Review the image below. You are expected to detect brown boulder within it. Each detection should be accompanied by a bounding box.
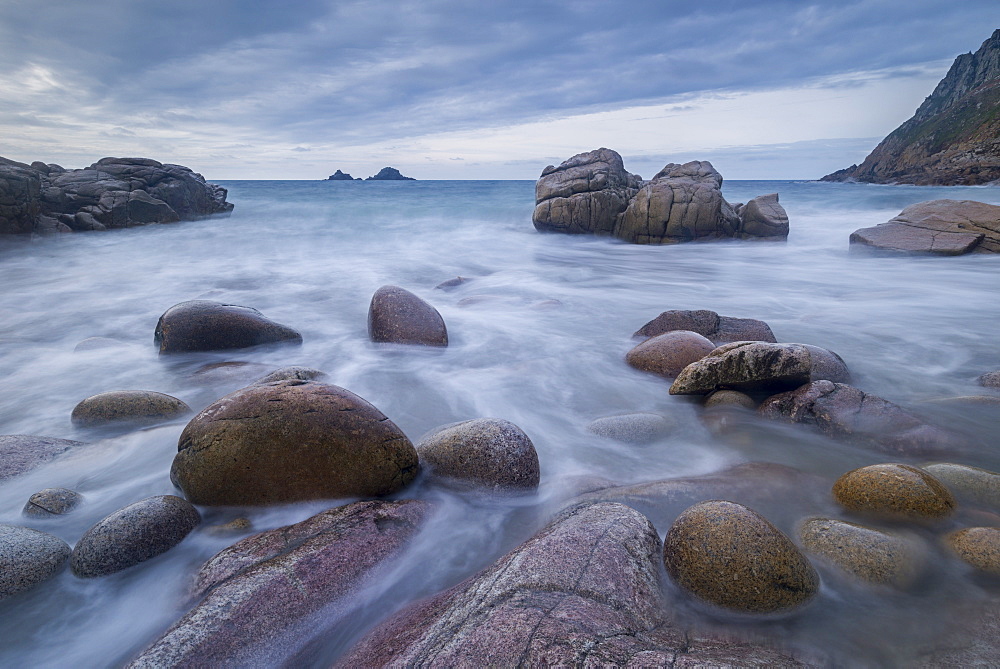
[71,390,191,428]
[415,418,539,491]
[171,380,418,506]
[367,285,448,346]
[944,527,1000,574]
[155,300,302,354]
[849,200,1000,255]
[832,463,956,522]
[799,517,927,588]
[625,330,715,378]
[634,309,776,344]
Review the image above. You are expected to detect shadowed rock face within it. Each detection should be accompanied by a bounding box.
[0,156,232,235]
[850,199,1000,255]
[337,502,812,667]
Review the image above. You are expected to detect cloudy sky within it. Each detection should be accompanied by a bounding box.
[1,1,998,180]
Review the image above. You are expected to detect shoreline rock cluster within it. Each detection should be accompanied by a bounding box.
[0,156,233,235]
[850,198,1000,255]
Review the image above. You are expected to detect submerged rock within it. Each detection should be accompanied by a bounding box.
[944,527,1000,574]
[625,330,715,378]
[171,380,418,506]
[338,501,810,666]
[415,418,539,492]
[130,500,431,668]
[0,525,71,599]
[634,309,777,345]
[850,200,1000,255]
[154,300,303,354]
[922,463,1000,509]
[832,464,956,522]
[367,285,448,346]
[0,434,86,482]
[585,412,676,444]
[663,500,818,614]
[252,366,327,385]
[23,488,84,518]
[71,390,191,428]
[799,517,927,588]
[70,495,200,578]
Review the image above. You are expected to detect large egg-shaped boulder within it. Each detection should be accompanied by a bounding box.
[71,495,200,577]
[71,390,191,427]
[663,500,818,614]
[832,463,956,522]
[171,380,419,505]
[0,525,70,599]
[368,285,448,346]
[416,418,539,491]
[154,300,302,354]
[625,330,715,378]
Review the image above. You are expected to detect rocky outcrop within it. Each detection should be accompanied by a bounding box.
[366,167,415,180]
[327,170,359,181]
[850,199,1000,255]
[821,30,1000,185]
[0,156,232,235]
[532,149,789,243]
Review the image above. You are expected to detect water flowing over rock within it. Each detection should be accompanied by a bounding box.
[944,527,1000,575]
[822,30,1000,185]
[171,380,419,506]
[0,156,232,235]
[337,501,811,667]
[23,488,84,518]
[154,300,303,354]
[0,525,70,599]
[922,463,1000,509]
[129,500,431,668]
[367,285,448,346]
[798,517,927,588]
[70,390,191,428]
[415,418,539,491]
[0,434,86,482]
[634,309,777,344]
[850,199,1000,255]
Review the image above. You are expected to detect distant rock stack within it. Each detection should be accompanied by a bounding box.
[822,29,1000,185]
[366,167,415,181]
[327,169,359,181]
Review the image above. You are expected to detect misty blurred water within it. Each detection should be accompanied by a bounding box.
[1,179,999,666]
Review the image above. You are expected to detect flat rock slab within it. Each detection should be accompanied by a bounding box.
[129,500,431,668]
[850,199,1000,255]
[337,501,811,667]
[0,434,86,482]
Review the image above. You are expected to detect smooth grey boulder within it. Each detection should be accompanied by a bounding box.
[23,488,84,518]
[669,342,850,395]
[737,193,790,239]
[0,434,86,482]
[366,167,415,180]
[367,285,448,346]
[338,502,811,667]
[70,495,200,578]
[71,390,191,428]
[922,463,1000,509]
[634,309,777,344]
[759,381,964,456]
[850,199,1000,255]
[585,412,676,444]
[625,330,715,378]
[154,300,303,354]
[663,500,819,614]
[0,525,70,599]
[416,418,539,491]
[171,380,419,506]
[129,500,431,668]
[532,148,642,235]
[799,517,927,588]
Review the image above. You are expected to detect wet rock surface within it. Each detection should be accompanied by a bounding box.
[0,434,86,482]
[669,342,850,395]
[634,309,777,345]
[584,412,676,444]
[737,193,790,239]
[70,495,200,578]
[70,390,191,428]
[367,285,448,346]
[0,524,71,599]
[252,366,326,384]
[799,517,926,588]
[704,389,757,409]
[832,464,956,522]
[663,500,819,614]
[944,527,1000,574]
[415,418,539,491]
[155,300,303,354]
[850,200,1000,255]
[171,380,418,506]
[922,463,1000,509]
[130,500,431,668]
[625,330,715,378]
[338,501,810,667]
[23,488,84,518]
[759,381,964,456]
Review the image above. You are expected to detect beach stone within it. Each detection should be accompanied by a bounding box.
[154,300,303,354]
[0,434,86,482]
[832,463,956,522]
[669,342,850,396]
[799,517,926,588]
[922,463,1000,509]
[171,380,418,506]
[532,148,642,235]
[759,381,963,456]
[0,525,70,599]
[850,199,1000,255]
[70,495,200,577]
[70,390,191,428]
[663,500,818,614]
[129,500,431,668]
[367,285,448,346]
[704,389,757,409]
[434,276,469,290]
[585,412,676,444]
[634,309,777,345]
[625,330,715,378]
[979,370,1000,388]
[737,193,790,239]
[23,488,83,518]
[203,518,253,537]
[338,501,810,667]
[944,527,1000,574]
[415,418,539,492]
[252,366,327,384]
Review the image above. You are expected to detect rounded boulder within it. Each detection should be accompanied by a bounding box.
[585,412,676,444]
[944,527,1000,575]
[799,517,926,588]
[663,500,818,614]
[625,330,715,378]
[70,495,200,577]
[23,488,84,518]
[0,525,71,599]
[922,463,1000,510]
[368,285,448,346]
[154,300,303,354]
[171,380,419,505]
[832,463,956,522]
[71,390,191,428]
[416,418,539,492]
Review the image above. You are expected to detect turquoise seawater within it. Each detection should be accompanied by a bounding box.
[1,179,999,665]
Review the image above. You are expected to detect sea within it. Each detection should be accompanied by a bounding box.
[1,178,999,666]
